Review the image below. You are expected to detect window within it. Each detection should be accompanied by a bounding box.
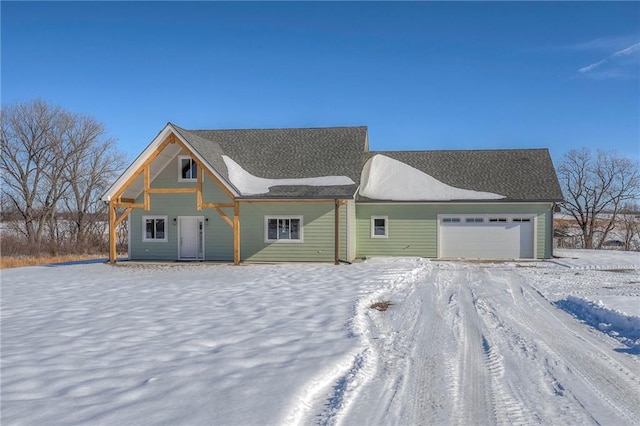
[265,216,302,242]
[143,216,168,242]
[442,217,461,223]
[371,216,388,238]
[512,218,531,222]
[465,218,484,223]
[178,156,197,181]
[489,218,507,223]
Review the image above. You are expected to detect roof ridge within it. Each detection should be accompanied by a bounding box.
[371,148,549,153]
[187,125,368,132]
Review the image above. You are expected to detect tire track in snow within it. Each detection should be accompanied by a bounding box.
[450,269,496,425]
[401,265,464,425]
[471,293,533,425]
[478,267,640,424]
[284,259,431,426]
[291,261,640,425]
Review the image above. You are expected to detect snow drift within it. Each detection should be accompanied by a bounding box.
[359,154,505,201]
[556,295,640,350]
[222,155,354,195]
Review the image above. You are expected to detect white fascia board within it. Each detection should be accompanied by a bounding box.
[101,124,238,202]
[102,124,174,202]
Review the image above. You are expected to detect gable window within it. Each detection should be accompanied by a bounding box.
[143,216,168,242]
[265,216,302,242]
[178,156,198,181]
[371,216,388,238]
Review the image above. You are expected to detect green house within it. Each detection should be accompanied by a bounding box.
[101,124,563,264]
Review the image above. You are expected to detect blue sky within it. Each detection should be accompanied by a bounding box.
[2,1,639,163]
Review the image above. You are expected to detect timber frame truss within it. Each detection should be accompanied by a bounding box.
[108,132,241,264]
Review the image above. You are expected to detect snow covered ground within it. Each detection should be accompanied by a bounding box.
[1,251,639,425]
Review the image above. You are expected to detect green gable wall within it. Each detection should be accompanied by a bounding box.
[356,202,554,259]
[129,150,234,261]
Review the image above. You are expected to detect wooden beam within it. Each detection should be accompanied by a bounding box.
[109,203,117,264]
[214,207,234,228]
[202,202,235,208]
[119,197,135,204]
[144,165,150,211]
[196,167,203,211]
[147,188,197,194]
[334,199,340,265]
[115,207,133,228]
[233,201,240,265]
[113,202,145,208]
[112,134,174,201]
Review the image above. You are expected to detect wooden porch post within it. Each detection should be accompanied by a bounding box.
[109,202,117,264]
[233,201,240,265]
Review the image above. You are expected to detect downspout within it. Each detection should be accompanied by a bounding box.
[334,199,340,265]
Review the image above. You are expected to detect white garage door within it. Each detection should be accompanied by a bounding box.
[439,215,534,259]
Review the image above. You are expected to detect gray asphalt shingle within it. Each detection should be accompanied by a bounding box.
[171,123,563,201]
[362,149,564,201]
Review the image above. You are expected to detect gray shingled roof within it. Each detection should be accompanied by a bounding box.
[173,124,367,198]
[171,124,562,202]
[360,149,563,202]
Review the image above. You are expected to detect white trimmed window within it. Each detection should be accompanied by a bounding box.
[442,217,461,223]
[143,216,168,242]
[178,155,198,181]
[265,216,303,242]
[371,216,388,238]
[512,218,531,222]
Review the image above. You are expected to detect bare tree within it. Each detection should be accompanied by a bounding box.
[1,100,67,248]
[61,115,126,248]
[1,99,125,254]
[558,148,640,249]
[619,203,640,251]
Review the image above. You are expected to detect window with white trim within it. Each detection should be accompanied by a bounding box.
[465,217,484,223]
[371,216,388,238]
[489,218,507,223]
[512,218,531,222]
[442,217,461,223]
[143,216,168,242]
[265,216,303,242]
[178,156,197,181]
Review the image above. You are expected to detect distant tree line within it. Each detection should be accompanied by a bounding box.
[1,99,127,256]
[557,148,640,251]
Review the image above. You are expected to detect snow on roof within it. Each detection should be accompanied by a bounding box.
[359,154,505,201]
[222,155,355,196]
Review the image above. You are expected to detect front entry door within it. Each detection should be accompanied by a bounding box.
[179,217,204,260]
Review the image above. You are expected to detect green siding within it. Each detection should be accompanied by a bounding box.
[239,202,347,262]
[356,203,554,259]
[127,147,554,262]
[129,150,235,261]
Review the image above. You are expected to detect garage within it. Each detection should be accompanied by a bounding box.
[439,215,534,259]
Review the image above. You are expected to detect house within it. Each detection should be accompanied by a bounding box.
[101,124,564,264]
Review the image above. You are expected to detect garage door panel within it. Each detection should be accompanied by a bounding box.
[439,217,533,259]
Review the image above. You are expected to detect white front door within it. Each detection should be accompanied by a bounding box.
[179,217,204,260]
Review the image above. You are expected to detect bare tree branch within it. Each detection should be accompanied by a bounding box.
[558,148,640,249]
